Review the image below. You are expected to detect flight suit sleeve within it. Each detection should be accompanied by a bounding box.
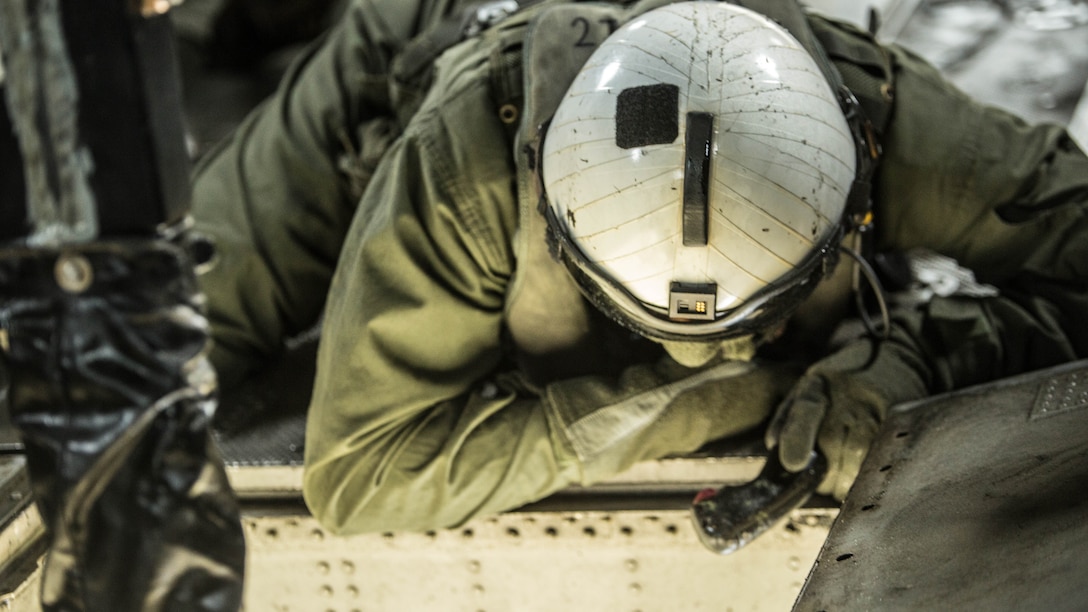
[301,50,800,535]
[870,39,1088,393]
[191,0,434,387]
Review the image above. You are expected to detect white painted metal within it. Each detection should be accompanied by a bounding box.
[0,456,43,612]
[241,507,834,612]
[0,453,836,612]
[227,454,835,609]
[225,454,769,501]
[0,569,40,612]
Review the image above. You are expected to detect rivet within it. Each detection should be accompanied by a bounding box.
[317,561,331,574]
[625,559,639,572]
[347,585,360,598]
[628,582,642,594]
[341,560,355,575]
[472,584,486,595]
[468,560,482,573]
[311,528,326,541]
[320,585,333,597]
[498,104,519,125]
[55,253,93,293]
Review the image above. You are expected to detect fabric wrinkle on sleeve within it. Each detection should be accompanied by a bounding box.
[540,357,802,486]
[300,62,567,533]
[549,361,757,463]
[191,0,429,386]
[300,38,804,534]
[866,38,1088,394]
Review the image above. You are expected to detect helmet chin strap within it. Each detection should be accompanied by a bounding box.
[659,335,758,368]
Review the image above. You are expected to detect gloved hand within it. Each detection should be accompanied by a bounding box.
[764,327,931,499]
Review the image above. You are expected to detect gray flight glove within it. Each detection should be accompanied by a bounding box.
[765,326,931,499]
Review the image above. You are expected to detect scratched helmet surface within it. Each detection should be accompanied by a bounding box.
[541,2,857,341]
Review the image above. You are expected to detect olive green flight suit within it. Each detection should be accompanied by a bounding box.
[192,0,1088,534]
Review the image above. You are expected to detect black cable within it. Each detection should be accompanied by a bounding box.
[841,244,891,342]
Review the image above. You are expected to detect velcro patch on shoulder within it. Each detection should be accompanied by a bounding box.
[521,3,628,134]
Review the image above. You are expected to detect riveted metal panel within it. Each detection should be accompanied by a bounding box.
[0,455,44,612]
[0,448,834,611]
[0,559,41,612]
[242,507,834,612]
[795,361,1088,611]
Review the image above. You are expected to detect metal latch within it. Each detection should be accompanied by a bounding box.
[463,0,521,37]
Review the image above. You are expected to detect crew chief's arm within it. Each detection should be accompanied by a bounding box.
[771,20,1088,498]
[301,40,797,535]
[872,38,1088,390]
[192,0,446,386]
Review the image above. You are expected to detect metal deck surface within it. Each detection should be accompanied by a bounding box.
[795,360,1088,611]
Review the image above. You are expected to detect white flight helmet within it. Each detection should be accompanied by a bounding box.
[541,2,859,341]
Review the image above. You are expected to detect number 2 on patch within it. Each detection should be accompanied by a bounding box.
[572,16,619,47]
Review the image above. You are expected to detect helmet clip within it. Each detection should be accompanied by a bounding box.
[668,282,717,321]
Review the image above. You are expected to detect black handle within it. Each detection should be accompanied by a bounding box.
[690,451,827,554]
